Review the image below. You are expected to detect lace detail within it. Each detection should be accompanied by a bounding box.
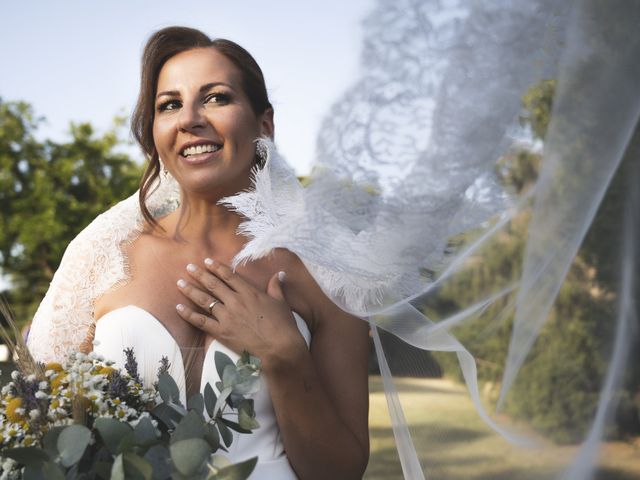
[27,176,180,363]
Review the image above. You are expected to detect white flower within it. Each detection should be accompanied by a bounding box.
[29,409,40,420]
[10,371,19,380]
[38,381,48,390]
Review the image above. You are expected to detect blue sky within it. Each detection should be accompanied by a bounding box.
[1,0,374,174]
[0,0,375,288]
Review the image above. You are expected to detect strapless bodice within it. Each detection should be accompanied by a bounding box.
[93,305,310,479]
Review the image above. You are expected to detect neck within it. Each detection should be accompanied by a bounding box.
[159,195,247,255]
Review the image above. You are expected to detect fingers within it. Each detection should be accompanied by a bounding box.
[203,258,252,292]
[175,303,220,336]
[266,271,286,302]
[177,278,227,318]
[185,263,234,304]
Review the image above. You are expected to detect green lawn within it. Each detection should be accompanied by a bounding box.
[365,376,640,480]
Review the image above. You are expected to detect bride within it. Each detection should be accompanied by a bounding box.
[27,26,370,479]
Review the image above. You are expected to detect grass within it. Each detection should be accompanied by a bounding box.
[365,376,640,480]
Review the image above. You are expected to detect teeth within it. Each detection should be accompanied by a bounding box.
[182,144,221,157]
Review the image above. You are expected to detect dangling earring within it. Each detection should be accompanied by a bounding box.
[159,157,169,178]
[254,138,269,169]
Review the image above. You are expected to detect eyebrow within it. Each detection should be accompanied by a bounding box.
[156,82,233,99]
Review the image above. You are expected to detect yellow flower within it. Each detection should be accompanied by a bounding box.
[6,397,23,423]
[50,399,60,409]
[45,362,63,373]
[97,366,115,377]
[24,437,34,446]
[50,373,67,390]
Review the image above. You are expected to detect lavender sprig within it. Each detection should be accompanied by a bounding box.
[123,347,142,384]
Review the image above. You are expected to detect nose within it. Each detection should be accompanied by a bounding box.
[177,102,206,132]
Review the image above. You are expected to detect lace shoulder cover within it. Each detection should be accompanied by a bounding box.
[27,179,180,364]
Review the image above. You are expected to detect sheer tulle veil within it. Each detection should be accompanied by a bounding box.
[26,1,639,478]
[221,1,640,478]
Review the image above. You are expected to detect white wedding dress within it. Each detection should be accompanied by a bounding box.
[93,305,310,480]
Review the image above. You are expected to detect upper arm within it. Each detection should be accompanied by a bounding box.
[280,252,371,456]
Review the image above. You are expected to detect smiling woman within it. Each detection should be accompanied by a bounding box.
[26,26,370,479]
[151,47,273,198]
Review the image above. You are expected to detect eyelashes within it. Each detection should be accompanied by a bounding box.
[205,92,230,105]
[158,100,180,112]
[157,92,231,112]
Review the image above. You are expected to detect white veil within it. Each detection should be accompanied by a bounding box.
[220,0,640,478]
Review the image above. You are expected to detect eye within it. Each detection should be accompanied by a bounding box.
[158,99,181,112]
[204,92,230,105]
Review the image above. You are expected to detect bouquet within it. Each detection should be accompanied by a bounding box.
[0,307,262,480]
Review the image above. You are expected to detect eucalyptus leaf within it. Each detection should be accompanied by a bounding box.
[157,373,181,405]
[222,364,239,389]
[57,424,91,467]
[94,460,114,479]
[27,462,65,480]
[94,417,133,455]
[210,453,232,469]
[111,453,125,480]
[187,393,205,415]
[247,355,261,369]
[152,402,183,430]
[134,416,160,446]
[204,422,220,451]
[169,438,211,477]
[238,400,260,430]
[231,374,260,396]
[171,410,207,444]
[22,466,44,480]
[1,446,49,467]
[215,456,258,480]
[42,426,65,458]
[168,401,188,417]
[214,351,235,381]
[219,417,251,434]
[144,445,172,480]
[213,386,232,417]
[117,431,137,454]
[204,382,217,418]
[217,419,233,448]
[123,452,153,480]
[239,351,250,365]
[228,392,244,409]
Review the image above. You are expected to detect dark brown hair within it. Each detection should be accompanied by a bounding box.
[131,26,272,227]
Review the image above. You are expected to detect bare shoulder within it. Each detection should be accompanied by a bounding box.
[271,249,368,337]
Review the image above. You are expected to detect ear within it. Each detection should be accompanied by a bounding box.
[260,108,275,139]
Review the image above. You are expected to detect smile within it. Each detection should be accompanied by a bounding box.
[181,143,222,157]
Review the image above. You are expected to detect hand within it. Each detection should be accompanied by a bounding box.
[175,258,308,371]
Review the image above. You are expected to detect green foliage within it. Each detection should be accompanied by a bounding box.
[1,351,260,479]
[0,98,142,324]
[432,80,640,443]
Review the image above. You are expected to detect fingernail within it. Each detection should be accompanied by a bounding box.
[278,271,286,282]
[204,258,214,266]
[186,263,197,273]
[176,304,185,312]
[177,279,186,288]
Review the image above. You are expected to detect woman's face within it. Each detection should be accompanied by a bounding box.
[153,47,273,197]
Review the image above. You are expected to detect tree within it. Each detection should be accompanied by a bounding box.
[430,79,640,443]
[0,98,142,324]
